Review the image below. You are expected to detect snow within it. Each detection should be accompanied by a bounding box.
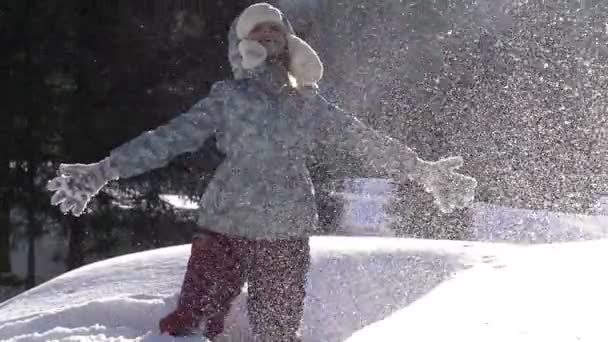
[2,233,608,341]
[469,204,608,243]
[159,195,199,210]
[347,239,608,342]
[332,178,397,237]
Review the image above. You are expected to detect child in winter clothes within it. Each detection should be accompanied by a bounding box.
[46,3,477,341]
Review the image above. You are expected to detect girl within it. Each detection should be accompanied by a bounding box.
[47,3,477,341]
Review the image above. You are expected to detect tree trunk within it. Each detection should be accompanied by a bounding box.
[0,187,11,274]
[66,216,85,270]
[0,153,11,273]
[25,213,36,289]
[21,0,39,290]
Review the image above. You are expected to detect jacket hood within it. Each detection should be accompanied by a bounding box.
[227,2,323,88]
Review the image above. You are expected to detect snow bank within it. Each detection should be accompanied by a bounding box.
[0,236,512,341]
[347,239,608,342]
[470,204,608,243]
[2,235,607,341]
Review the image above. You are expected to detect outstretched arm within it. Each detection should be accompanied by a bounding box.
[109,81,230,179]
[316,94,477,213]
[47,81,232,216]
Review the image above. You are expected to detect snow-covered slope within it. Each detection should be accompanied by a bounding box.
[347,239,608,342]
[0,236,606,342]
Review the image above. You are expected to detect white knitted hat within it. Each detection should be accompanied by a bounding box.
[235,3,323,87]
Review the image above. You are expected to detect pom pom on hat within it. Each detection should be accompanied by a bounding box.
[286,35,323,87]
[238,39,268,70]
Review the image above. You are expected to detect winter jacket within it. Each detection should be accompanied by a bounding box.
[108,8,426,240]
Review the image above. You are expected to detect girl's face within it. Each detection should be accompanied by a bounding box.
[247,22,287,57]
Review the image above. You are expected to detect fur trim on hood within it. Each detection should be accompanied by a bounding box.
[228,2,323,88]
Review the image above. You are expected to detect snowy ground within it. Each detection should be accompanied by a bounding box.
[347,239,608,342]
[1,234,607,342]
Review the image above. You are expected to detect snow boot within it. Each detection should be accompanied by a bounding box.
[159,308,201,336]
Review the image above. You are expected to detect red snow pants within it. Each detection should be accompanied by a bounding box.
[160,228,310,341]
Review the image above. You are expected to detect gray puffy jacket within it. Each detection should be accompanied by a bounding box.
[109,14,451,240]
